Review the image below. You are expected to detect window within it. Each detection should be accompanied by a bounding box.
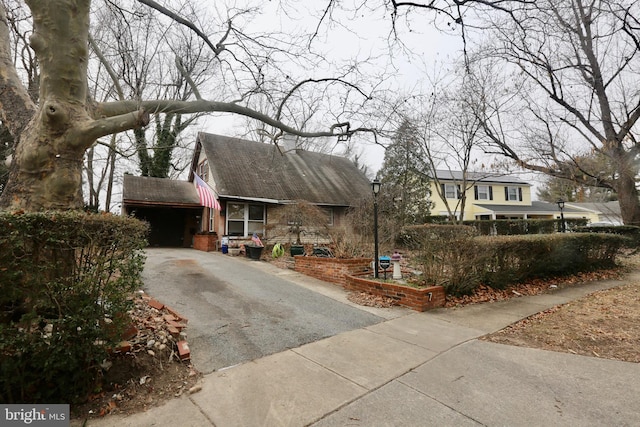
[474,185,493,200]
[227,203,265,236]
[198,159,209,181]
[442,183,461,199]
[209,208,215,232]
[322,207,334,226]
[505,186,523,201]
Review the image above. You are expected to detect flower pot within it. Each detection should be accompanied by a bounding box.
[228,247,241,256]
[246,245,264,260]
[290,245,305,256]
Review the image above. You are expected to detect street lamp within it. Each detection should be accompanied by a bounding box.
[556,199,566,233]
[372,179,381,278]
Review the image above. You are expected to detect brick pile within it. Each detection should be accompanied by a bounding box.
[113,292,191,361]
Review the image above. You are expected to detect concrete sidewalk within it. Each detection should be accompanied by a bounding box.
[80,272,640,427]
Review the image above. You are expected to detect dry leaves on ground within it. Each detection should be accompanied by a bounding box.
[445,269,621,307]
[483,281,640,363]
[347,292,398,308]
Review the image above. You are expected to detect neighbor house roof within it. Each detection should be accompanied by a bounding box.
[566,201,621,215]
[434,169,530,186]
[475,201,586,214]
[192,133,370,206]
[122,175,200,206]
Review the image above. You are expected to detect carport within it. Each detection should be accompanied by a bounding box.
[122,175,203,247]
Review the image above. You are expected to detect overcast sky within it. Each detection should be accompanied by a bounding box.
[194,0,466,174]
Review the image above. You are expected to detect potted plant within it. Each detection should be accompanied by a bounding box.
[284,201,330,256]
[245,233,264,260]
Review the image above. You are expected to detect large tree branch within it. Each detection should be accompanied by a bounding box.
[95,99,375,139]
[73,110,150,149]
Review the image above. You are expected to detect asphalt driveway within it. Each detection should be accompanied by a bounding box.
[141,248,389,373]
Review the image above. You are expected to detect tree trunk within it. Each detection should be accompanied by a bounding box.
[0,1,147,212]
[614,171,640,226]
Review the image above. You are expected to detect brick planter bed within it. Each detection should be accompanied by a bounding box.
[293,256,372,287]
[193,234,217,252]
[345,273,445,312]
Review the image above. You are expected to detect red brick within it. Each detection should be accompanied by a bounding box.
[165,306,188,323]
[115,341,132,353]
[121,323,139,340]
[177,340,190,360]
[163,314,177,322]
[167,325,181,338]
[148,298,164,310]
[168,320,186,330]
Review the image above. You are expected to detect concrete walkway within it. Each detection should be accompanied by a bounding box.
[80,267,640,427]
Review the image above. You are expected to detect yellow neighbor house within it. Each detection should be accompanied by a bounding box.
[428,170,600,223]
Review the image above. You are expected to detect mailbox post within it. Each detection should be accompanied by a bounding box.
[379,256,391,280]
[391,251,402,279]
[371,179,381,278]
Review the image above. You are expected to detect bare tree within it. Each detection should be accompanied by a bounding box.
[400,75,489,223]
[468,0,640,224]
[0,0,379,212]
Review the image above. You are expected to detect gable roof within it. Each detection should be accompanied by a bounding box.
[194,133,370,206]
[475,201,586,214]
[434,169,530,186]
[122,174,200,206]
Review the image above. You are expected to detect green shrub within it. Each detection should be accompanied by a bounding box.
[478,233,626,288]
[402,227,626,296]
[574,225,640,249]
[462,218,589,235]
[400,224,483,296]
[0,211,148,403]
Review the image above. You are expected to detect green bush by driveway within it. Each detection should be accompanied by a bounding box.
[0,211,148,403]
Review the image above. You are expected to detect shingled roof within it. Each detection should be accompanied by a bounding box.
[434,169,530,185]
[195,133,370,206]
[122,174,200,206]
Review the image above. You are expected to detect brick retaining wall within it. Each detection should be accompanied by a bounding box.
[345,273,445,312]
[293,256,372,287]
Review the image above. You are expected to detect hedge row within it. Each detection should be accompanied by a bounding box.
[0,211,148,403]
[400,224,627,296]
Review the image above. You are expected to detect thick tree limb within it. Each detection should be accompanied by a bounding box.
[76,110,150,147]
[95,99,374,139]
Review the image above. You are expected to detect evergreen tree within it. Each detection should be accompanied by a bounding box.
[378,120,432,228]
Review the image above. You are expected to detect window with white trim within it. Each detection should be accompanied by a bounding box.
[442,183,460,199]
[209,208,215,232]
[227,203,265,236]
[475,185,492,200]
[505,186,522,201]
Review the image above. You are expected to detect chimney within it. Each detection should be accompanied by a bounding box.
[281,134,299,154]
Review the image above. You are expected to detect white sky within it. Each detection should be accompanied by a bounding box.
[194,0,466,175]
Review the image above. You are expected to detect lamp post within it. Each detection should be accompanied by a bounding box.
[372,179,381,278]
[556,199,566,233]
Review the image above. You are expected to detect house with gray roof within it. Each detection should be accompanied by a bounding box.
[429,169,599,223]
[122,132,370,247]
